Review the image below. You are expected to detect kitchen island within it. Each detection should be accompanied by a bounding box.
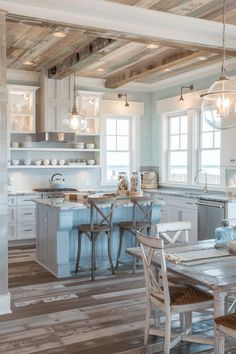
[35,198,160,277]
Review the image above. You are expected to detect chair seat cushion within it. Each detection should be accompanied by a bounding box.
[152,285,213,306]
[119,221,151,230]
[215,313,236,329]
[169,286,213,305]
[79,224,111,233]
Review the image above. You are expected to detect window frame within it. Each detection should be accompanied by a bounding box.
[160,109,222,188]
[161,110,193,185]
[101,114,140,185]
[196,109,221,186]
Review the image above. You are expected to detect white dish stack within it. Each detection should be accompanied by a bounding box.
[141,172,158,189]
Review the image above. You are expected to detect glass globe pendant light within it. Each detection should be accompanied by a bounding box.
[201,0,236,130]
[63,52,86,131]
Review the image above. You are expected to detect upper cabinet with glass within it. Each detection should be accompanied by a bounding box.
[8,85,39,133]
[77,91,103,134]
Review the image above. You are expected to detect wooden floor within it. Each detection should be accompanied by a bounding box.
[0,247,234,353]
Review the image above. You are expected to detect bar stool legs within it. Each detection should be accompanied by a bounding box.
[116,228,124,269]
[75,230,115,280]
[107,231,115,275]
[75,231,82,274]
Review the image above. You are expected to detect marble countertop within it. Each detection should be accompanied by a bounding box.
[146,188,236,203]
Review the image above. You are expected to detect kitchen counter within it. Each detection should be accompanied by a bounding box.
[147,188,236,203]
[35,197,160,278]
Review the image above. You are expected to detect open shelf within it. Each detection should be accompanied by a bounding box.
[10,148,100,152]
[8,165,101,169]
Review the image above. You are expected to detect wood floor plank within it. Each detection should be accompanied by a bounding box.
[0,246,229,353]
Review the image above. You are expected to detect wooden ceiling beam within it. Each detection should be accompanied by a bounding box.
[105,50,206,88]
[48,37,116,79]
[1,0,236,52]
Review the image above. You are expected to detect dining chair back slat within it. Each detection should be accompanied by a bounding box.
[156,221,191,244]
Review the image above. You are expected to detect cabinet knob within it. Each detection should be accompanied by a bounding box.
[230,159,235,163]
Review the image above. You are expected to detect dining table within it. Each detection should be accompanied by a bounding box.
[126,239,236,318]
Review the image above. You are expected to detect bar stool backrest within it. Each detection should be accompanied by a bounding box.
[156,221,191,244]
[87,196,117,232]
[137,231,170,309]
[129,196,155,228]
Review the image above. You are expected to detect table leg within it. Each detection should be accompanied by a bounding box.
[213,290,227,354]
[213,290,227,318]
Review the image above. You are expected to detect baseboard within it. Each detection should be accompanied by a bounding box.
[0,292,11,315]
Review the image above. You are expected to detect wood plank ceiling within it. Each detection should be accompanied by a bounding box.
[6,0,236,88]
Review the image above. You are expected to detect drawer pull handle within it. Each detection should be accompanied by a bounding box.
[24,228,33,232]
[23,212,33,215]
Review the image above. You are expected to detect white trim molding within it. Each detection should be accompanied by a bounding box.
[0,292,11,315]
[102,99,144,116]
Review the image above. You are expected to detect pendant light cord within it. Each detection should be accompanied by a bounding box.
[73,52,76,106]
[221,0,226,76]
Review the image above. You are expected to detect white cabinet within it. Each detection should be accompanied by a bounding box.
[156,194,168,222]
[221,127,236,167]
[167,197,198,243]
[8,85,38,133]
[8,194,39,241]
[38,73,72,132]
[156,195,198,243]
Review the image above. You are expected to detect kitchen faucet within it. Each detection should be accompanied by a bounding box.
[194,169,208,193]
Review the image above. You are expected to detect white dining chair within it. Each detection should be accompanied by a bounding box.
[215,313,236,353]
[137,231,214,354]
[156,221,191,244]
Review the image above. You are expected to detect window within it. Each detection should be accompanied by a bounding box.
[198,112,221,184]
[167,113,189,183]
[101,115,139,184]
[161,109,221,186]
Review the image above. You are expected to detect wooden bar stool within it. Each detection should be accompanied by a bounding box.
[116,195,155,272]
[75,196,117,281]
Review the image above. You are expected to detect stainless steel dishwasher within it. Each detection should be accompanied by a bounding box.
[197,199,227,240]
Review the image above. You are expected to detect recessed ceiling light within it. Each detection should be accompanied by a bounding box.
[198,56,208,61]
[97,68,105,72]
[23,61,34,66]
[146,44,159,49]
[53,30,66,38]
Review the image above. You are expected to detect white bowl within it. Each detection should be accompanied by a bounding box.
[21,142,32,148]
[34,160,42,166]
[43,159,50,166]
[51,159,58,166]
[58,159,65,165]
[86,143,95,149]
[23,159,31,165]
[74,143,85,149]
[11,159,19,165]
[87,159,95,165]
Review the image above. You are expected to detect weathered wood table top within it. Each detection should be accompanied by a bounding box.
[126,240,236,292]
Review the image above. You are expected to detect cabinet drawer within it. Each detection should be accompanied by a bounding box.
[8,224,17,240]
[8,196,16,205]
[16,195,38,206]
[17,206,35,222]
[17,223,35,239]
[8,206,16,223]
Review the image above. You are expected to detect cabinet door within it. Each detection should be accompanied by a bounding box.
[167,205,180,222]
[156,196,168,222]
[181,207,198,243]
[221,127,236,167]
[8,85,38,133]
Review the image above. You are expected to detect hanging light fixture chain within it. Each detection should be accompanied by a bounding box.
[73,51,76,107]
[221,0,226,75]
